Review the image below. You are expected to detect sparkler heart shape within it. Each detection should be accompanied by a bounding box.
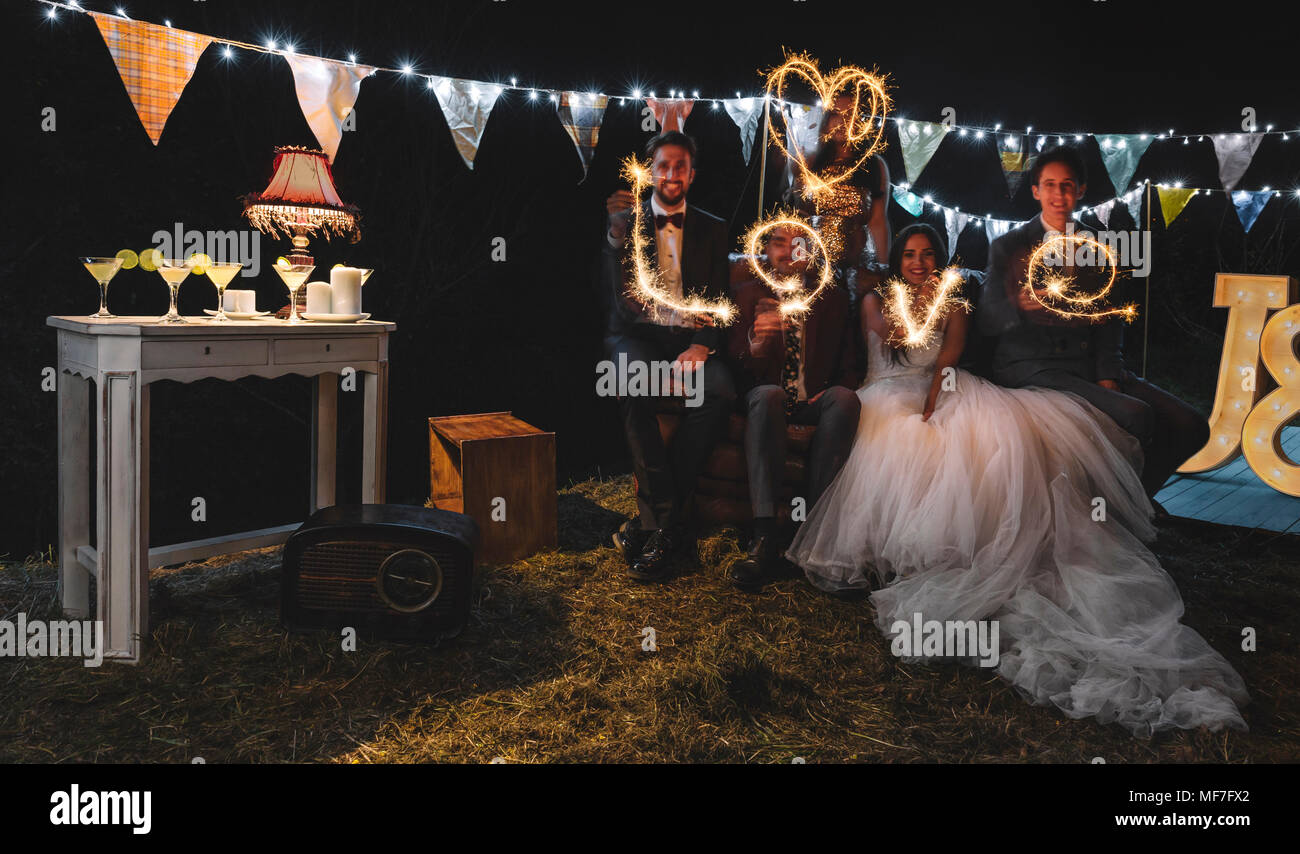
[1024,233,1138,322]
[742,214,833,315]
[765,54,891,200]
[880,268,970,348]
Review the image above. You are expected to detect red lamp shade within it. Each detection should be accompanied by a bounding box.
[243,146,360,250]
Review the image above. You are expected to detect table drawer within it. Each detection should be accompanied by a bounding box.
[140,339,269,369]
[274,336,377,364]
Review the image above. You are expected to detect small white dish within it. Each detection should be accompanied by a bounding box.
[204,309,270,320]
[302,312,371,323]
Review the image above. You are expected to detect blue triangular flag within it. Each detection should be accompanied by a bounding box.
[1231,190,1272,233]
[893,185,923,217]
[1098,135,1153,194]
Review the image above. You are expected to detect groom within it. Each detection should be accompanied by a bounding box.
[601,130,736,581]
[979,146,1209,500]
[726,224,861,591]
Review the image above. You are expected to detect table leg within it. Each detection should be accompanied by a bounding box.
[58,372,91,617]
[96,372,149,664]
[362,362,388,503]
[310,374,338,513]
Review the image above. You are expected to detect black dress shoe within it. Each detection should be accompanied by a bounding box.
[728,534,788,592]
[612,519,649,565]
[628,529,674,582]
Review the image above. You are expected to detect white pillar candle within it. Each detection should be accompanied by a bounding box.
[305,282,333,315]
[330,266,363,315]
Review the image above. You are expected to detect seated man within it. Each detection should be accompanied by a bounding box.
[979,146,1209,501]
[601,131,736,581]
[727,224,862,591]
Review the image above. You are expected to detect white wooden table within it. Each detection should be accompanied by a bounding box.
[48,315,396,664]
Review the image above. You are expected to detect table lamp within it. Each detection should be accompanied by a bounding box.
[243,146,360,265]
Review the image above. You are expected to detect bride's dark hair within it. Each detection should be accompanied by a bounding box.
[879,223,949,365]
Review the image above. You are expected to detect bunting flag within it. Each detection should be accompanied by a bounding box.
[723,97,764,164]
[556,91,608,179]
[998,133,1032,198]
[646,98,693,132]
[986,218,1017,244]
[1098,134,1153,194]
[1213,133,1263,191]
[1125,188,1144,225]
[430,76,502,170]
[1092,199,1117,228]
[1157,186,1195,227]
[897,121,949,184]
[283,55,374,163]
[1231,190,1272,233]
[892,185,923,217]
[782,102,824,159]
[943,208,969,257]
[89,11,212,145]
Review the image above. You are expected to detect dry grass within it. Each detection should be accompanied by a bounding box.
[0,474,1295,763]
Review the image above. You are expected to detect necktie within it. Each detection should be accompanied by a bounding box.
[781,320,801,416]
[655,212,683,230]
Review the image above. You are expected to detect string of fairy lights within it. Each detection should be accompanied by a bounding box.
[35,0,1300,147]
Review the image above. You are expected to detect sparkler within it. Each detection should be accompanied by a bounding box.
[741,212,833,315]
[619,156,735,324]
[1023,233,1139,322]
[879,267,970,348]
[764,53,891,202]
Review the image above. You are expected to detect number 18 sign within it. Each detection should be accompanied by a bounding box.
[1178,273,1300,496]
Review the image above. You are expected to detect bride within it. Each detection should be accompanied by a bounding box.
[787,223,1249,736]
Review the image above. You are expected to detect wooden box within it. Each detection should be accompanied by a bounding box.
[428,412,557,564]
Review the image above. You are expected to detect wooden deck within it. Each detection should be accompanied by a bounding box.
[1155,426,1300,534]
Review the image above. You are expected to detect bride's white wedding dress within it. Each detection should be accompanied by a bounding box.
[787,328,1249,736]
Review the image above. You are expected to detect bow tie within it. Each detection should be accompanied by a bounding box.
[654,212,683,230]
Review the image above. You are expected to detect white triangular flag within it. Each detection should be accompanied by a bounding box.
[284,55,374,163]
[1125,187,1144,225]
[431,77,502,170]
[1212,133,1263,191]
[985,218,1015,244]
[723,98,764,164]
[897,120,949,184]
[1093,199,1117,228]
[943,208,968,259]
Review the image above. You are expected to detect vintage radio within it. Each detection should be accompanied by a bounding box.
[281,504,478,641]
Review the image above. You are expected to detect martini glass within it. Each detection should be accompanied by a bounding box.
[156,257,195,323]
[274,261,316,324]
[81,256,124,318]
[204,262,244,322]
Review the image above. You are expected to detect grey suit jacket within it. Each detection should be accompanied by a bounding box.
[978,216,1125,386]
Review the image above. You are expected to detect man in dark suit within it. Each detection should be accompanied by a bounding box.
[601,131,736,581]
[980,146,1209,500]
[726,225,861,590]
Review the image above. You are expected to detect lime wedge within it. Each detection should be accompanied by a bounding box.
[138,248,162,272]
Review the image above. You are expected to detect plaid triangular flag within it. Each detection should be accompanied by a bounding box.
[90,12,212,145]
[557,92,608,180]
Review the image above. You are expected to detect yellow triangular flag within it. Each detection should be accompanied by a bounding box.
[1157,186,1195,228]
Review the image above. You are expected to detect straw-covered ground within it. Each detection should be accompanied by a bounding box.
[0,474,1296,763]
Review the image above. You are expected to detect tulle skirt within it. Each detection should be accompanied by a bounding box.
[786,368,1249,736]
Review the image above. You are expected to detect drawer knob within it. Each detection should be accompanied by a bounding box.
[325,343,331,352]
[204,346,211,355]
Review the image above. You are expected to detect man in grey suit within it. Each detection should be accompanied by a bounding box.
[979,146,1208,501]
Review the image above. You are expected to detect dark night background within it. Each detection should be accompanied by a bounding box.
[2,0,1300,558]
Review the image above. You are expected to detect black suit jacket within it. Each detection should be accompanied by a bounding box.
[978,216,1125,386]
[727,278,860,397]
[600,201,731,353]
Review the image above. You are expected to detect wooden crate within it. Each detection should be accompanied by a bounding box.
[428,412,557,564]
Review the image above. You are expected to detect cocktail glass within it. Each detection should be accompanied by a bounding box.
[81,256,124,318]
[156,257,195,323]
[274,261,316,324]
[204,262,244,322]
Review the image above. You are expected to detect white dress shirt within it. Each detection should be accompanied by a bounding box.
[609,195,693,328]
